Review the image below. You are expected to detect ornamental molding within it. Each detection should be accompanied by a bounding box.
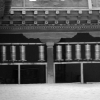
[1,24,100,33]
[0,0,12,17]
[0,0,5,17]
[22,32,77,39]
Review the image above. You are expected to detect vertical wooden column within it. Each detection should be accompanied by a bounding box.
[46,42,55,83]
[18,64,21,84]
[40,39,60,83]
[88,0,92,9]
[81,63,84,84]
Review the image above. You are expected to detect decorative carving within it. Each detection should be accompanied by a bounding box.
[1,24,100,33]
[0,0,5,17]
[92,0,100,7]
[4,0,12,15]
[0,0,12,17]
[12,0,88,8]
[23,32,77,39]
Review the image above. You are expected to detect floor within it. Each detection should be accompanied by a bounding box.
[0,84,100,100]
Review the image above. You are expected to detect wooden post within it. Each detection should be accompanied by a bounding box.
[40,39,60,83]
[81,63,84,84]
[88,0,92,9]
[46,42,55,83]
[18,64,20,84]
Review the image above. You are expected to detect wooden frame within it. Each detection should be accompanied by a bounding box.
[11,0,89,9]
[54,62,82,83]
[0,62,47,84]
[88,0,92,9]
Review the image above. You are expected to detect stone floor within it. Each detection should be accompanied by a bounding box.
[0,83,100,100]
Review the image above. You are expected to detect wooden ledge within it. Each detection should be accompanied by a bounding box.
[23,32,77,39]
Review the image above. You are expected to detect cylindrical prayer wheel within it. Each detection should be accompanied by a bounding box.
[11,46,16,62]
[95,44,100,60]
[20,45,26,62]
[56,45,63,61]
[2,46,6,62]
[38,45,45,61]
[66,44,72,60]
[85,44,91,60]
[75,44,81,60]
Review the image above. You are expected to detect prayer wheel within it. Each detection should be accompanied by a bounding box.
[66,44,72,61]
[20,45,26,61]
[11,46,16,62]
[38,45,45,61]
[56,45,63,61]
[75,44,81,60]
[85,44,91,60]
[95,44,100,60]
[2,46,6,62]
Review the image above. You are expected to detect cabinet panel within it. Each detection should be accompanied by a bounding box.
[20,65,46,84]
[55,64,80,83]
[84,63,100,83]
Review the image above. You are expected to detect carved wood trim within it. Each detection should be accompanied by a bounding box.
[23,32,77,39]
[1,24,100,33]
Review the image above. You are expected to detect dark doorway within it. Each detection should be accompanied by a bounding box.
[20,65,46,84]
[55,64,80,83]
[84,63,100,83]
[0,65,18,84]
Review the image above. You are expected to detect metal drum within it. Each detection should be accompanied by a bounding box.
[11,46,16,62]
[85,44,91,60]
[66,44,72,61]
[20,45,26,62]
[2,46,6,62]
[95,44,100,60]
[38,45,45,61]
[75,44,81,60]
[56,45,63,61]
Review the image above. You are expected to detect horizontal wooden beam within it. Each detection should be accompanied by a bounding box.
[1,24,100,33]
[23,32,77,39]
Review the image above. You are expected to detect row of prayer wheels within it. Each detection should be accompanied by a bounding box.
[1,44,100,62]
[0,45,45,62]
[56,44,100,61]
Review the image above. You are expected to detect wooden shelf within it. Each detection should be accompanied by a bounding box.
[54,61,100,64]
[0,62,47,65]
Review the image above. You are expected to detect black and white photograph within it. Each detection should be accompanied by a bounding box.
[0,0,100,100]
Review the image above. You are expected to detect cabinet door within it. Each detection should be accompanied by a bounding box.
[20,65,46,84]
[84,63,100,83]
[55,64,80,83]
